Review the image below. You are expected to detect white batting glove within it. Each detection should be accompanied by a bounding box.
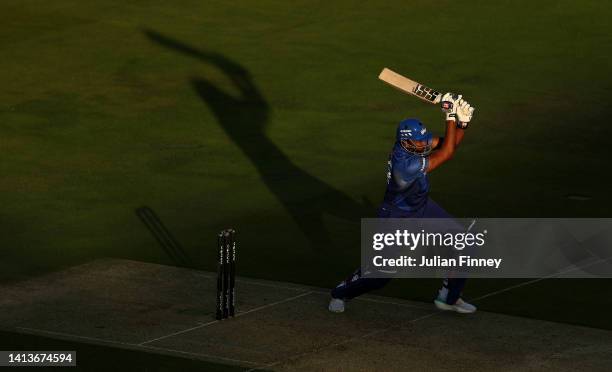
[456,99,475,129]
[440,93,462,122]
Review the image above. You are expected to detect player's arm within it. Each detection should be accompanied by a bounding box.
[427,120,458,172]
[431,129,465,150]
[427,95,474,172]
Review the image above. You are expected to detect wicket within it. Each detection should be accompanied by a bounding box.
[216,229,236,320]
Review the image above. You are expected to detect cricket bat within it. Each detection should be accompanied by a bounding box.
[378,68,442,104]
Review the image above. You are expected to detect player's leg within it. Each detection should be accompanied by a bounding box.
[445,278,467,304]
[328,205,396,313]
[422,199,476,313]
[331,268,391,299]
[329,268,391,313]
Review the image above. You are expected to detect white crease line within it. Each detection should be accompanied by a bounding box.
[140,291,313,345]
[139,320,220,345]
[16,326,136,347]
[235,278,312,292]
[471,278,548,302]
[202,273,435,310]
[140,345,260,366]
[352,296,433,310]
[473,255,612,302]
[211,276,433,310]
[233,291,313,318]
[236,278,432,310]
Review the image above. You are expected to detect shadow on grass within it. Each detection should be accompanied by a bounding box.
[144,30,370,251]
[135,206,192,267]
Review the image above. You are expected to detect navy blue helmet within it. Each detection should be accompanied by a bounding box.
[396,118,433,156]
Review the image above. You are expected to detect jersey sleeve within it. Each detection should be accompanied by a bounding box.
[392,156,428,188]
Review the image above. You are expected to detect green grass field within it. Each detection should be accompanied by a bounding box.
[1,0,612,329]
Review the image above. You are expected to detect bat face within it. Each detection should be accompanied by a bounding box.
[378,68,442,104]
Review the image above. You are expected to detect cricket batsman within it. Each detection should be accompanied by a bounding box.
[329,94,476,314]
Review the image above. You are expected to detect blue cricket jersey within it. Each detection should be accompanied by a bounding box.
[382,142,430,213]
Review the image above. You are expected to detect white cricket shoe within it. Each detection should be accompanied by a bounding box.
[328,298,345,313]
[434,297,477,314]
[434,285,476,313]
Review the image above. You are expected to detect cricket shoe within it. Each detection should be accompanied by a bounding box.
[328,298,346,313]
[434,297,477,314]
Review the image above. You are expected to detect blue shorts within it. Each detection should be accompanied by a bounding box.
[378,198,452,218]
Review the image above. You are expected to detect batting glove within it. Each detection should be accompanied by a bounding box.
[456,99,475,128]
[440,93,461,122]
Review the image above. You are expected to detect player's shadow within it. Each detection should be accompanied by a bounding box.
[145,30,370,250]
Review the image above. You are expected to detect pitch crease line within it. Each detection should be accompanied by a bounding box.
[139,291,313,345]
